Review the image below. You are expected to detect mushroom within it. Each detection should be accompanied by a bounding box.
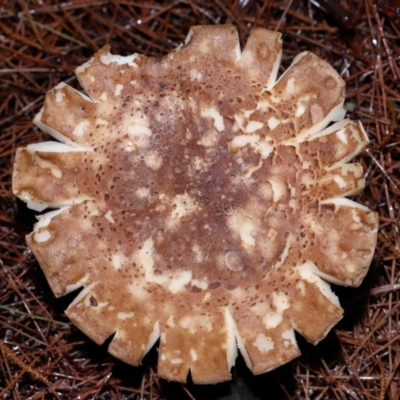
[13,25,378,384]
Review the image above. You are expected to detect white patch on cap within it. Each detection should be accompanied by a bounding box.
[30,152,62,178]
[333,175,346,189]
[351,209,361,224]
[272,238,291,269]
[273,292,291,313]
[95,118,108,126]
[124,141,135,152]
[135,187,150,198]
[241,160,264,179]
[253,333,274,352]
[127,124,152,137]
[105,210,115,223]
[230,134,260,153]
[282,329,297,348]
[192,156,207,171]
[268,179,286,203]
[33,230,51,243]
[229,134,273,165]
[259,182,273,201]
[267,116,280,130]
[257,140,274,159]
[198,129,218,147]
[201,107,225,132]
[296,280,305,296]
[128,282,150,300]
[191,243,203,263]
[138,237,159,281]
[112,253,122,270]
[190,348,198,361]
[168,270,193,293]
[336,128,348,144]
[245,121,264,133]
[73,120,90,137]
[263,312,283,330]
[168,193,198,226]
[295,104,306,117]
[126,122,152,149]
[137,237,192,293]
[114,84,123,97]
[202,292,211,303]
[227,211,256,247]
[118,312,134,320]
[263,292,290,329]
[191,279,208,290]
[167,315,175,327]
[144,153,162,170]
[285,77,296,95]
[55,90,65,103]
[180,315,213,334]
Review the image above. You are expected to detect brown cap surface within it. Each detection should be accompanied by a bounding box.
[12,25,378,384]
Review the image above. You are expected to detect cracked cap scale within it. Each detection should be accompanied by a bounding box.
[12,25,378,384]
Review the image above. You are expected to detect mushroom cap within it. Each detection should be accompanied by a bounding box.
[13,25,378,384]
